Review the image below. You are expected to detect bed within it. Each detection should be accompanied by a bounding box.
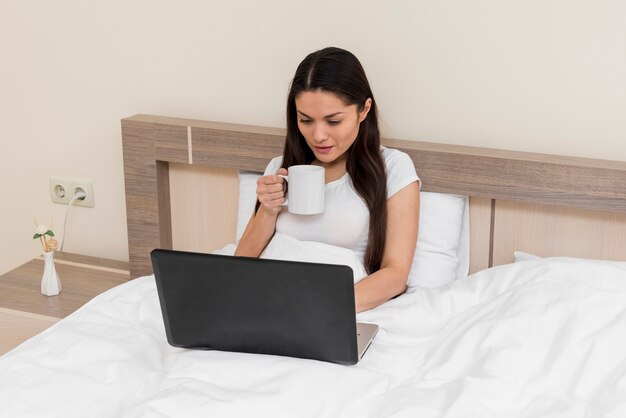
[1,114,626,417]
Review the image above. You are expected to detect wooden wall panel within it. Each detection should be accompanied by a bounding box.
[122,114,626,277]
[383,137,626,212]
[492,200,626,266]
[121,119,163,278]
[170,164,239,254]
[469,197,493,273]
[155,124,189,164]
[191,126,283,172]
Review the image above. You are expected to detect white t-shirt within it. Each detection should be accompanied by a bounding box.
[263,147,420,264]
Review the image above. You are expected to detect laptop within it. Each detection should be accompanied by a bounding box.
[151,249,378,365]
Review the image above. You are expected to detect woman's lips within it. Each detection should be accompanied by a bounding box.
[315,145,333,155]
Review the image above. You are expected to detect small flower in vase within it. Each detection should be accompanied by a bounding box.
[33,220,62,295]
[33,224,56,253]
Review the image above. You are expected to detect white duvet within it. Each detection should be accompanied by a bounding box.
[1,242,626,417]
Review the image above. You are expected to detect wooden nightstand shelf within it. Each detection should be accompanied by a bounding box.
[0,252,130,355]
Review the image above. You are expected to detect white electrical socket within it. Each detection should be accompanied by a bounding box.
[49,176,95,208]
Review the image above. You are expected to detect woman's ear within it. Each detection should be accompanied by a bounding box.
[359,98,372,122]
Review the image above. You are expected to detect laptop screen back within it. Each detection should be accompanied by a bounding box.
[151,249,359,365]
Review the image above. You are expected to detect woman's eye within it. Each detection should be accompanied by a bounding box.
[299,119,313,125]
[327,120,341,126]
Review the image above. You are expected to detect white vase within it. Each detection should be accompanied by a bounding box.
[41,251,62,296]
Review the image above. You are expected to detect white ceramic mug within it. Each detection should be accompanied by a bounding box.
[279,165,325,215]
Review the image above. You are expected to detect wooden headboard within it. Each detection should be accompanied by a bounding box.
[121,114,626,278]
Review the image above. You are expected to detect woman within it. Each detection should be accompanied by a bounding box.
[236,47,420,312]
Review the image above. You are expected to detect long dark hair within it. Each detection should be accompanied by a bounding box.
[283,47,387,274]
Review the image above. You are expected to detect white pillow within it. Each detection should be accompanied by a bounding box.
[236,171,261,242]
[513,251,541,262]
[409,192,468,288]
[236,171,469,288]
[514,251,626,269]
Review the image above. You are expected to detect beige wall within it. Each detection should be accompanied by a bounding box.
[1,0,625,275]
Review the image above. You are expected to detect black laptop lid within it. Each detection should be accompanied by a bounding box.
[151,249,358,365]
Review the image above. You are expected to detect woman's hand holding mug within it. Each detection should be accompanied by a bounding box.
[256,168,288,214]
[257,165,325,215]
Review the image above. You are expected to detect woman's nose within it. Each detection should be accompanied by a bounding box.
[313,123,328,142]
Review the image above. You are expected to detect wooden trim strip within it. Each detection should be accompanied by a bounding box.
[488,199,496,268]
[36,257,131,276]
[157,161,173,250]
[187,126,193,164]
[0,307,60,323]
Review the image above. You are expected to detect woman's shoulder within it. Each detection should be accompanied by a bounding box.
[380,146,420,196]
[380,146,413,169]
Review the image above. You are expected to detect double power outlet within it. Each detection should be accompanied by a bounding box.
[49,176,94,208]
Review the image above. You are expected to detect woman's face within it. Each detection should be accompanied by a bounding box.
[295,90,371,166]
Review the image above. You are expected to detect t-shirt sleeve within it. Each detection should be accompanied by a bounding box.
[384,149,421,198]
[263,156,283,176]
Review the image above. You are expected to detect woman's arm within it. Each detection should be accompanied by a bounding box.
[354,182,420,312]
[235,168,288,257]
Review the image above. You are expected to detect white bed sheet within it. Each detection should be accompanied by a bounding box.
[1,256,626,417]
